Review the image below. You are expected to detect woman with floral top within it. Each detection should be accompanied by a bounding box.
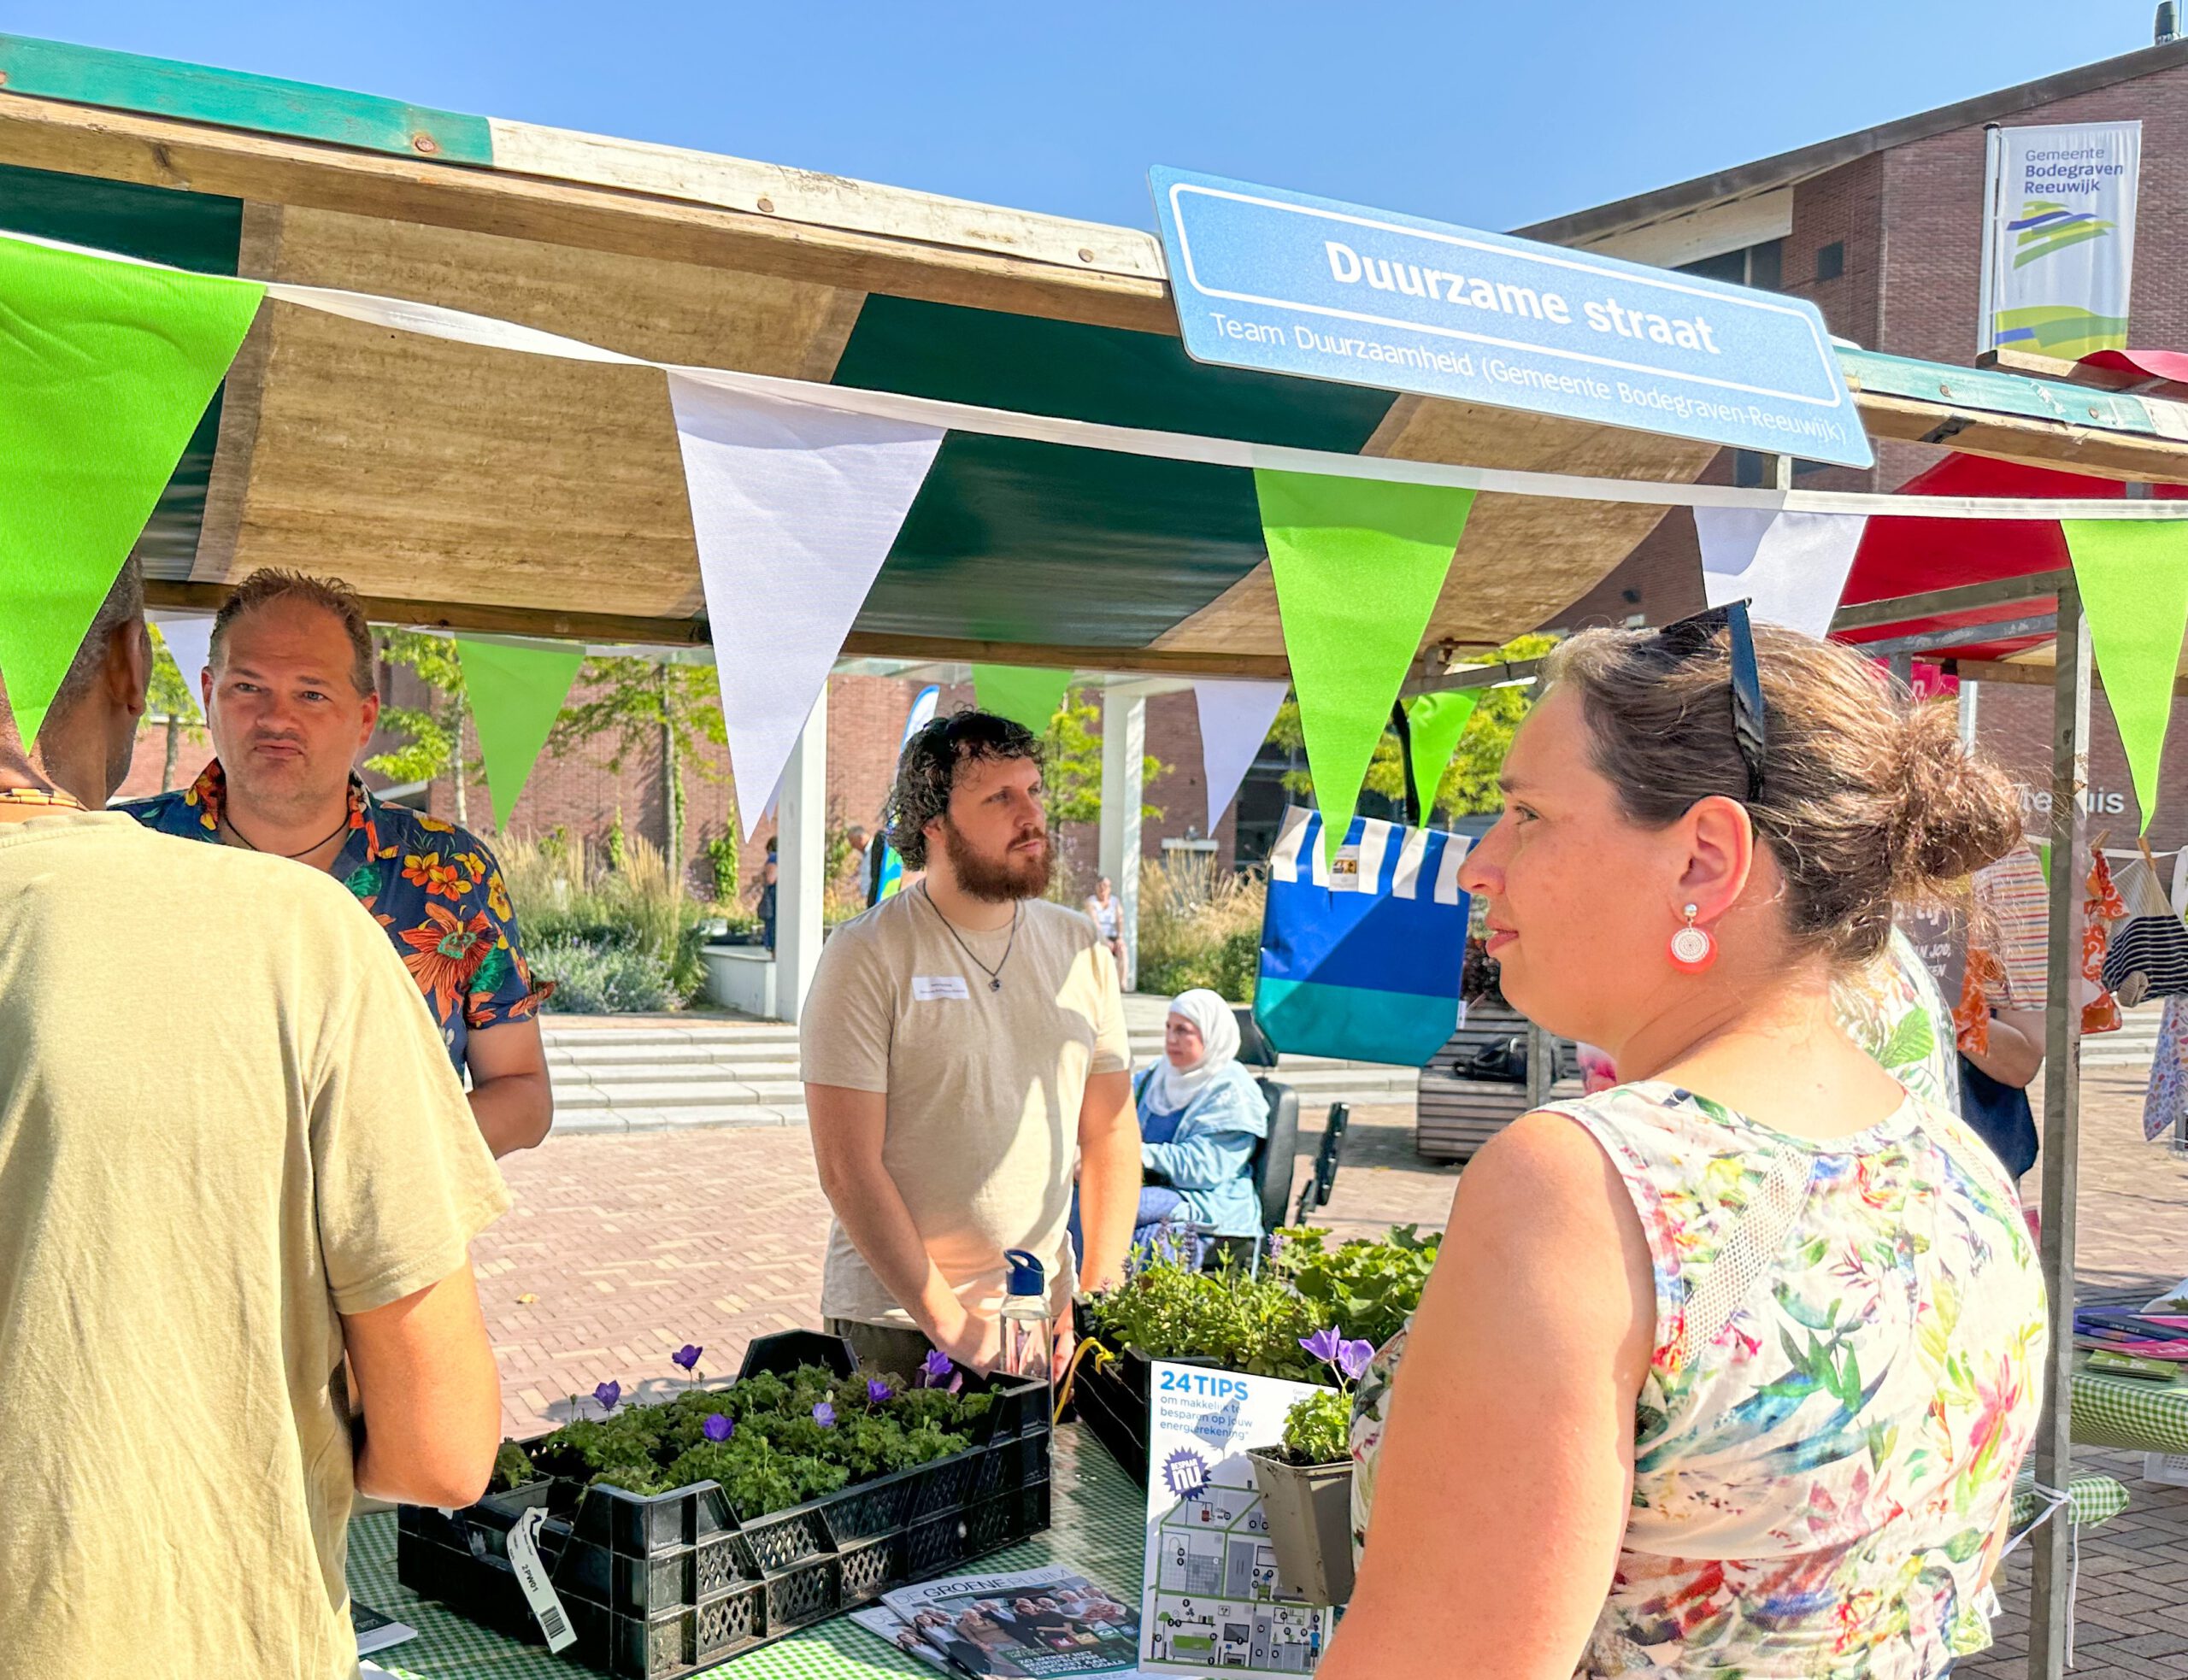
[1325,610,2046,1680]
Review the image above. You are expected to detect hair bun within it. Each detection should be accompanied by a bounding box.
[1886,696,2023,895]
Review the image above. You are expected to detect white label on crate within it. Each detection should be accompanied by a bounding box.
[912,974,971,1002]
[1329,845,1362,891]
[506,1506,578,1653]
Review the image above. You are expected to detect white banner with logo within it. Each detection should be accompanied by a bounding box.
[1979,120,2141,361]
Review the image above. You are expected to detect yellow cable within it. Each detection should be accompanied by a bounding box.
[1053,1336,1114,1423]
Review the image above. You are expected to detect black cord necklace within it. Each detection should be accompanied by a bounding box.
[222,809,351,861]
[917,883,1019,992]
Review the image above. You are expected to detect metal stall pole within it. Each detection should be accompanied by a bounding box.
[2027,578,2090,1680]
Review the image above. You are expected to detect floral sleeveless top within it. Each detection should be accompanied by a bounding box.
[1350,1082,2047,1677]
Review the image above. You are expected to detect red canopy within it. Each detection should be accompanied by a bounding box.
[1835,453,2188,661]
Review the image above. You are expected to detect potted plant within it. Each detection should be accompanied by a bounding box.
[1246,1328,1372,1605]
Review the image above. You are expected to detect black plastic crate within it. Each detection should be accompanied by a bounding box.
[397,1331,1052,1678]
[1071,1340,1152,1486]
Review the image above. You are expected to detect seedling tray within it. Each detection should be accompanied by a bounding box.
[397,1332,1051,1678]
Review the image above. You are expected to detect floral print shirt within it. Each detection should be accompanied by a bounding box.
[1350,1081,2046,1678]
[1832,925,1961,1111]
[126,761,549,1072]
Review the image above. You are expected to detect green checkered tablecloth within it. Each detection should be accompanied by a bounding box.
[2069,1354,2188,1455]
[350,1426,1144,1680]
[2011,1470,2129,1531]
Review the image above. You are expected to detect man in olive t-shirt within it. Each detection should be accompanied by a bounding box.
[802,712,1138,1376]
[0,558,508,1679]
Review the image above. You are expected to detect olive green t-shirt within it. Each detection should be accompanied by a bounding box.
[799,890,1131,1326]
[0,811,509,1679]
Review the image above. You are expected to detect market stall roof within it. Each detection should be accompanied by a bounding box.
[12,32,2188,678]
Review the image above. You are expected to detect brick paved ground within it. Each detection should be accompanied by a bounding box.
[476,1066,2188,1676]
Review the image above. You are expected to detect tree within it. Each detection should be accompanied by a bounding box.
[548,655,728,873]
[1267,632,1556,821]
[1044,689,1168,826]
[145,625,204,794]
[365,631,473,827]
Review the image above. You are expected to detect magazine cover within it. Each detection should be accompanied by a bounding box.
[882,1563,1144,1677]
[1139,1364,1337,1675]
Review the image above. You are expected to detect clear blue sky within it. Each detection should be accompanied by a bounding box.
[16,3,2172,232]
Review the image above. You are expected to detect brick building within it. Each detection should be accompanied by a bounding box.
[1518,31,2188,849]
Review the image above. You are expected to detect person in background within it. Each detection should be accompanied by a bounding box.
[0,557,506,1677]
[801,712,1138,1375]
[1085,874,1125,969]
[759,843,779,951]
[1954,843,2050,1181]
[1326,612,2044,1680]
[1132,989,1268,1260]
[123,568,552,1157]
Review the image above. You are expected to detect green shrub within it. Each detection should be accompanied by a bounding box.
[499,831,708,1009]
[527,935,674,1014]
[1138,856,1265,1002]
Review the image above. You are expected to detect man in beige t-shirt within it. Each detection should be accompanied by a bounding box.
[0,557,507,1679]
[802,711,1138,1376]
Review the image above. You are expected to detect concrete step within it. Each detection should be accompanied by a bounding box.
[555,1101,805,1133]
[550,1056,803,1084]
[2085,1007,2163,1069]
[553,1077,808,1109]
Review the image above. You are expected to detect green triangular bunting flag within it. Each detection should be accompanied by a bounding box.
[1404,690,1479,822]
[973,664,1073,734]
[456,637,587,829]
[1255,469,1476,862]
[2062,519,2188,834]
[0,237,262,748]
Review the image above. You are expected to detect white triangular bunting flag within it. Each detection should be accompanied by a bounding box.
[1693,508,1869,637]
[668,373,944,836]
[150,612,215,715]
[1194,678,1289,834]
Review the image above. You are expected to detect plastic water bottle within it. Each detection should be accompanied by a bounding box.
[998,1248,1052,1383]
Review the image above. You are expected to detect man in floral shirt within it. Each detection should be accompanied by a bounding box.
[126,570,553,1157]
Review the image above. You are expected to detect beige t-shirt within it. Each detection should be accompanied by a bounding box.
[800,890,1131,1325]
[0,811,509,1680]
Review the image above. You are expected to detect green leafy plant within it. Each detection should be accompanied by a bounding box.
[703,829,739,905]
[513,1361,997,1518]
[144,625,206,794]
[549,658,729,877]
[1279,1389,1353,1467]
[1268,1225,1442,1351]
[1085,1226,1441,1385]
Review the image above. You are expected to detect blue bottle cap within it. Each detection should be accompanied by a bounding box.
[1003,1248,1045,1296]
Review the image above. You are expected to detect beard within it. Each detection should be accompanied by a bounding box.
[941,816,1053,902]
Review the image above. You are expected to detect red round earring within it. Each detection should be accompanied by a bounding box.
[1669,903,1717,973]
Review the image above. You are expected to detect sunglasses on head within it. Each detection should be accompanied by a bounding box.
[1655,600,1767,804]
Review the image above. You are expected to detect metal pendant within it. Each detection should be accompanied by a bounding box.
[990,977,1002,992]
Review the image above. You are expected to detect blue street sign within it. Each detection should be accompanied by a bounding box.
[1150,167,1873,469]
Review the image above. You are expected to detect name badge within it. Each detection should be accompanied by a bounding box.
[912,975,972,1002]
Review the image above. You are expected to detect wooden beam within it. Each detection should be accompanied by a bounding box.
[1855,392,2188,481]
[144,579,712,646]
[1831,570,2067,631]
[1977,344,2175,393]
[835,631,1289,678]
[0,91,1176,334]
[143,581,1294,677]
[1950,656,2188,696]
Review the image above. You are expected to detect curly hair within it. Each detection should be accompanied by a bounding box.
[884,711,1044,870]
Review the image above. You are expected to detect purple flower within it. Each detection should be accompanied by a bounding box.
[1335,1339,1374,1383]
[920,1348,954,1388]
[867,1377,895,1405]
[1267,1231,1287,1260]
[672,1344,703,1374]
[812,1401,836,1428]
[593,1381,621,1413]
[945,1371,963,1396]
[1298,1327,1343,1366]
[703,1413,733,1443]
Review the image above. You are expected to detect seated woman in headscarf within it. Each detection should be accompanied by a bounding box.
[1132,989,1269,1255]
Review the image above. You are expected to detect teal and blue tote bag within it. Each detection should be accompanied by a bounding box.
[1255,806,1472,1066]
